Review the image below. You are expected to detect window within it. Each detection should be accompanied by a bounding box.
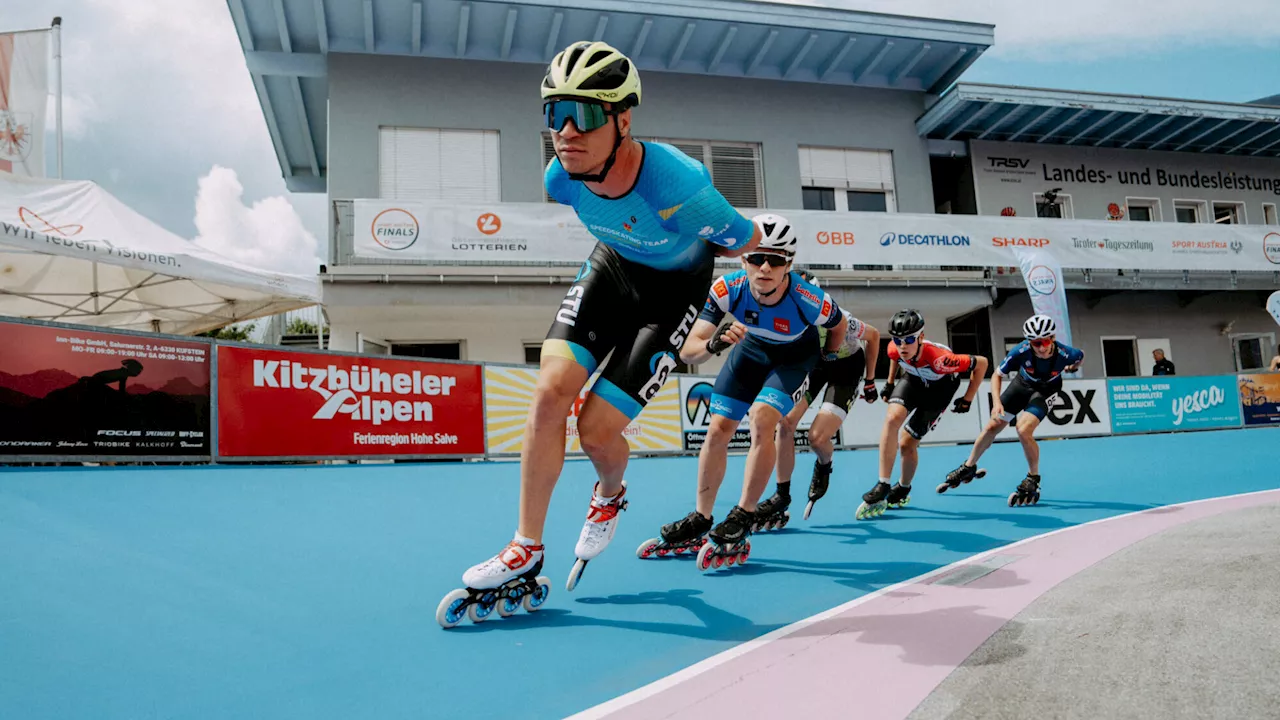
[543,134,764,208]
[1213,201,1245,224]
[1033,192,1073,219]
[379,128,500,202]
[1126,198,1161,222]
[1101,337,1138,377]
[524,343,542,365]
[799,146,896,212]
[390,342,463,360]
[1174,200,1207,223]
[1264,203,1278,226]
[803,187,836,211]
[1232,333,1274,372]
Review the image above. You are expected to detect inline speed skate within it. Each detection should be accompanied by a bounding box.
[751,486,791,532]
[937,462,987,494]
[1008,473,1041,507]
[803,460,833,520]
[636,510,712,559]
[855,480,892,520]
[438,544,552,629]
[696,505,754,572]
[885,482,912,509]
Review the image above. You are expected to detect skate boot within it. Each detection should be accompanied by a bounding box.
[1008,473,1041,507]
[803,460,833,520]
[439,541,552,629]
[752,486,791,532]
[886,482,912,509]
[937,462,987,494]
[855,481,892,520]
[566,481,628,591]
[636,510,713,559]
[696,505,754,572]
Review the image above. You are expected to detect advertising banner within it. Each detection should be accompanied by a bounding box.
[0,321,211,456]
[975,378,1112,438]
[352,199,1280,273]
[216,346,485,458]
[1108,375,1242,434]
[1238,373,1280,426]
[836,383,985,448]
[678,375,839,451]
[485,366,683,455]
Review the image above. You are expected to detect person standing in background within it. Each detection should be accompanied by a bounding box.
[1152,349,1176,376]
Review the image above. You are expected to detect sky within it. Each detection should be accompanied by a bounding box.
[4,0,1279,277]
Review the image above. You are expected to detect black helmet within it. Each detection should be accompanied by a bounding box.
[888,309,925,337]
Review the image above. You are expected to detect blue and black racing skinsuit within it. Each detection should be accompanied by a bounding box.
[995,340,1085,421]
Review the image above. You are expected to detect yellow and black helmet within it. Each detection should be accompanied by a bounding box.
[541,41,641,109]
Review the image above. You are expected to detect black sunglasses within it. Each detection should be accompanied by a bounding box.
[745,253,789,268]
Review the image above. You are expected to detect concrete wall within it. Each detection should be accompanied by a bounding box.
[988,291,1279,377]
[971,139,1280,224]
[326,53,936,219]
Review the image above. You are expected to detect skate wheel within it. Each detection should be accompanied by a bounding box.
[1032,492,1040,505]
[780,513,790,529]
[724,553,737,567]
[523,576,551,612]
[712,554,725,569]
[974,468,987,480]
[803,499,816,520]
[497,595,520,617]
[436,589,471,629]
[936,482,948,494]
[565,558,587,592]
[636,538,660,559]
[467,598,496,623]
[696,543,715,572]
[736,551,749,566]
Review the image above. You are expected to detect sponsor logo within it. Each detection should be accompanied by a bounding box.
[816,231,856,245]
[686,382,715,426]
[795,285,820,304]
[744,309,760,325]
[556,285,586,326]
[989,157,1031,169]
[667,304,698,350]
[1071,237,1154,252]
[1046,389,1101,426]
[1230,240,1243,255]
[821,299,832,318]
[1000,207,1017,217]
[1026,265,1058,295]
[371,208,420,250]
[574,260,592,283]
[791,375,811,403]
[1171,239,1230,255]
[880,232,972,247]
[1172,384,1226,426]
[476,213,502,235]
[712,278,728,299]
[639,352,678,401]
[18,207,85,237]
[1265,233,1280,265]
[993,236,1050,248]
[623,216,637,232]
[251,359,457,426]
[728,274,748,288]
[774,317,790,334]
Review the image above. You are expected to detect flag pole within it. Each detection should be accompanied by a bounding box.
[51,16,63,179]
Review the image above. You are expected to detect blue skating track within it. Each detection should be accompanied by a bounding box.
[2,427,1278,719]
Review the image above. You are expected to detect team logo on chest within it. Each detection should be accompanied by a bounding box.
[745,310,760,326]
[623,215,637,232]
[774,318,790,333]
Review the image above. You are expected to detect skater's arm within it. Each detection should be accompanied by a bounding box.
[990,372,1005,416]
[961,356,989,403]
[681,319,745,365]
[823,314,848,358]
[861,325,881,380]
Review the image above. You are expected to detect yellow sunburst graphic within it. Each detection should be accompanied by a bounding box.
[485,366,682,455]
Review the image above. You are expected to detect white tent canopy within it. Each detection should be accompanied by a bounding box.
[0,172,320,335]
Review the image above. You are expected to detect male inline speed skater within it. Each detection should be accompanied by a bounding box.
[942,314,1082,506]
[637,215,846,572]
[856,310,988,520]
[439,41,761,628]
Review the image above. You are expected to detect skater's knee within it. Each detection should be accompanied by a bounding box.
[987,418,1008,433]
[900,436,920,454]
[705,416,738,447]
[748,407,781,441]
[1016,422,1037,441]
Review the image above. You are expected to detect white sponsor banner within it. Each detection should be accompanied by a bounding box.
[975,378,1112,438]
[0,30,49,177]
[837,385,985,448]
[352,199,1280,273]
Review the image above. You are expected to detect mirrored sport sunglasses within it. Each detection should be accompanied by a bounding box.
[544,99,613,133]
[1030,336,1055,348]
[892,332,922,346]
[744,253,790,268]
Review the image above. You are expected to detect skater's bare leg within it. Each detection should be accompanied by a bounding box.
[740,403,784,511]
[696,414,739,519]
[1016,414,1043,475]
[517,356,589,542]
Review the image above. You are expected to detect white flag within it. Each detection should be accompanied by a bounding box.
[0,30,49,177]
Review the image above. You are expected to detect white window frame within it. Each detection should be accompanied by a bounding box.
[798,146,897,213]
[1212,200,1246,225]
[1263,202,1278,226]
[379,127,501,203]
[1099,335,1138,377]
[1173,199,1208,224]
[1033,191,1074,219]
[1230,332,1275,372]
[1125,197,1162,222]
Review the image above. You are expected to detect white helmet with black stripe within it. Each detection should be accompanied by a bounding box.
[1022,314,1056,340]
[751,213,798,258]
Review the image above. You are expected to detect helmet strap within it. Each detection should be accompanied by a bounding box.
[564,115,625,184]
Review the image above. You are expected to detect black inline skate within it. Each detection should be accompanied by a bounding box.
[803,460,833,520]
[886,482,912,509]
[1008,473,1041,507]
[937,462,987,494]
[636,510,712,559]
[436,557,552,629]
[855,480,892,520]
[752,485,791,532]
[696,505,754,572]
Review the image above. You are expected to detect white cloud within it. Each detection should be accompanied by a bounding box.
[768,0,1280,58]
[44,92,97,141]
[192,165,321,277]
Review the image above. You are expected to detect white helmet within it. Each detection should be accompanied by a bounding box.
[751,213,797,258]
[1023,314,1056,340]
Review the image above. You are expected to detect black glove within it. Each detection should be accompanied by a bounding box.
[861,379,878,403]
[879,381,895,403]
[706,321,736,355]
[952,397,972,414]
